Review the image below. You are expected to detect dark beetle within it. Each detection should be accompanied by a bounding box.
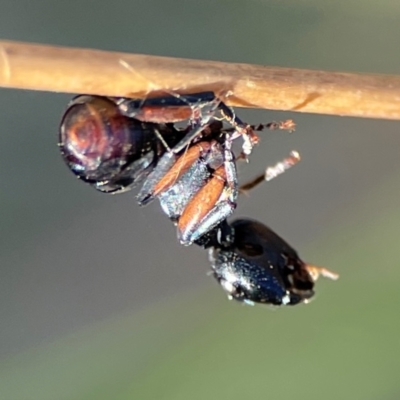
[205,219,338,306]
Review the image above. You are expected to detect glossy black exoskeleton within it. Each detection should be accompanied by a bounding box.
[200,219,338,306]
[59,95,179,194]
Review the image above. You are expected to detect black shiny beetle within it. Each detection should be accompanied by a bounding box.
[59,91,337,307]
[203,219,338,306]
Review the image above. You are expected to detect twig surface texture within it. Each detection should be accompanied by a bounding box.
[0,40,399,119]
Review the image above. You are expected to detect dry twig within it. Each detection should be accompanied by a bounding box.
[0,40,399,120]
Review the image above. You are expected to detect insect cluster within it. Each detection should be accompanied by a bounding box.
[59,91,338,307]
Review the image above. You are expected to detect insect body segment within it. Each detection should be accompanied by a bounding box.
[207,219,338,306]
[59,95,179,193]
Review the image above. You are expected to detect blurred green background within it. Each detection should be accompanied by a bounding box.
[1,1,400,399]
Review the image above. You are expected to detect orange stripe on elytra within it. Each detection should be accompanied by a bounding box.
[135,105,193,123]
[153,142,212,197]
[178,165,226,236]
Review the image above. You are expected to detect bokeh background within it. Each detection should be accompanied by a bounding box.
[1,1,400,399]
